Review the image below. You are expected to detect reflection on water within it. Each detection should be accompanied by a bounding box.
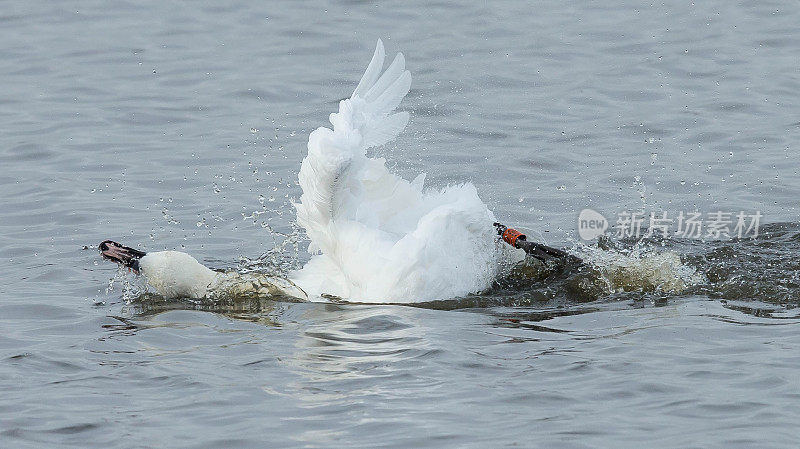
[123,294,289,326]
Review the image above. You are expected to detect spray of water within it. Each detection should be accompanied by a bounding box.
[571,239,706,295]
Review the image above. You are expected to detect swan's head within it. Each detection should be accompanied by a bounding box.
[99,240,146,274]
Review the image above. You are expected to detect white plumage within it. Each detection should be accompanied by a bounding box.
[138,251,218,299]
[137,251,308,300]
[112,40,513,303]
[291,40,507,303]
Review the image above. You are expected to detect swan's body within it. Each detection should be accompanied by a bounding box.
[291,40,507,302]
[100,40,519,303]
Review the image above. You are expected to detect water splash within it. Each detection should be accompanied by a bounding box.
[572,239,705,295]
[237,221,304,277]
[106,266,150,303]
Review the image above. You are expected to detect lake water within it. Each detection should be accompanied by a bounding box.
[1,1,799,447]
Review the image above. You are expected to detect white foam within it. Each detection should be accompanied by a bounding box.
[573,242,705,294]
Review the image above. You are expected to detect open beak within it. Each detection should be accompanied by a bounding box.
[98,240,146,274]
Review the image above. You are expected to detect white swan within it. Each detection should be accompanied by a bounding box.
[100,40,517,303]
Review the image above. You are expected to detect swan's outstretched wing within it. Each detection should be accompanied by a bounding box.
[293,41,510,302]
[295,39,412,255]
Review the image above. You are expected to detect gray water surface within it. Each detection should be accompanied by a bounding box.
[2,1,799,448]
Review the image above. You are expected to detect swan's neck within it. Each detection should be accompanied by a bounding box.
[139,251,218,298]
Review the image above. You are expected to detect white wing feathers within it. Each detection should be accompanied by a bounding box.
[292,40,508,302]
[347,40,411,149]
[296,39,411,254]
[351,39,386,99]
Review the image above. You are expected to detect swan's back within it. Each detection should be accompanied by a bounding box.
[292,40,508,302]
